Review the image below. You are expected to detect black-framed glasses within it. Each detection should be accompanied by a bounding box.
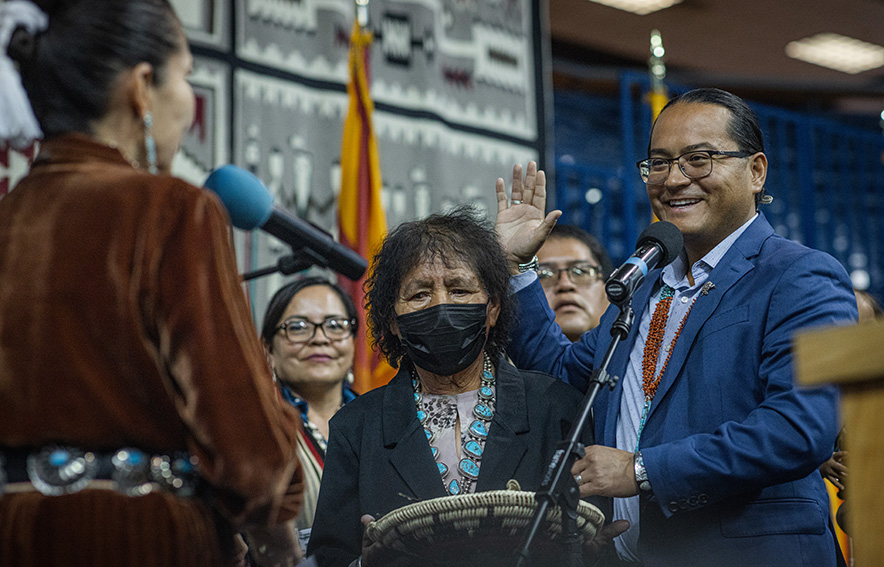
[536,264,604,288]
[636,150,754,184]
[274,317,356,343]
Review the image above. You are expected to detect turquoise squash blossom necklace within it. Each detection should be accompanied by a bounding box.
[412,353,495,496]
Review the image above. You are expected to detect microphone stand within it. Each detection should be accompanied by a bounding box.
[241,247,328,281]
[513,300,635,567]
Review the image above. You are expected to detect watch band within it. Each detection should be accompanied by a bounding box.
[517,255,539,273]
[634,451,652,493]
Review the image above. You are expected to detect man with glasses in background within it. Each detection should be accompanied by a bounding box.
[536,225,614,341]
[496,88,855,566]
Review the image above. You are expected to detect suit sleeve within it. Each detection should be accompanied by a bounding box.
[641,250,857,517]
[508,277,600,392]
[148,184,302,527]
[307,413,364,567]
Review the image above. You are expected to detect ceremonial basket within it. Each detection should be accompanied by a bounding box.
[364,488,605,566]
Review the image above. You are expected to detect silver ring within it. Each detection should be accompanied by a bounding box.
[574,473,583,486]
[511,199,522,205]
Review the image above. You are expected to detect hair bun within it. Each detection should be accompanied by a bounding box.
[7,26,36,64]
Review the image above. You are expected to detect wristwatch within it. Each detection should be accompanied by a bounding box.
[517,255,539,273]
[634,451,652,493]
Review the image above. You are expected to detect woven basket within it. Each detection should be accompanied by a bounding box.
[364,489,605,566]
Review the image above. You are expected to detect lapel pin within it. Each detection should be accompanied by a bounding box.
[701,282,715,296]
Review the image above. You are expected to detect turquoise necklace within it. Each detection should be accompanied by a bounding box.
[412,353,495,496]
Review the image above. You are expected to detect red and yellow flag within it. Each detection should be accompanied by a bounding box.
[825,480,851,564]
[337,21,396,393]
[648,88,668,123]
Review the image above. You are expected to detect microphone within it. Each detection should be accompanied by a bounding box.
[605,221,683,304]
[203,165,368,281]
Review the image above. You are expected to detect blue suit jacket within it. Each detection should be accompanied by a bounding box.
[509,215,857,567]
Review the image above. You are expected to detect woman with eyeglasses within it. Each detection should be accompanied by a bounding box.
[260,277,360,552]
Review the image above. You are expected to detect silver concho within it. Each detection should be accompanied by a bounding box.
[27,445,99,495]
[149,453,198,497]
[111,448,153,496]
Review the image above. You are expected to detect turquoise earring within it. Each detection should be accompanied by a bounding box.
[143,112,158,174]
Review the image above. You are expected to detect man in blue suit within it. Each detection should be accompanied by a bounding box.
[494,88,857,566]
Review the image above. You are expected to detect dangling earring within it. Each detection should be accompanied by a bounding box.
[346,368,355,384]
[143,112,158,174]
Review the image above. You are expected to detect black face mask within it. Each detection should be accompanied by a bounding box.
[395,303,489,376]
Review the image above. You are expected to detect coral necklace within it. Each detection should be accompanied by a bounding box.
[635,284,695,450]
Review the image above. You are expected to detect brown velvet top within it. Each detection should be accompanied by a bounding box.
[0,135,303,566]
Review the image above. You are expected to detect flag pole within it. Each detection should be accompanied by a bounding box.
[647,30,668,222]
[648,29,668,122]
[356,0,369,29]
[338,0,397,392]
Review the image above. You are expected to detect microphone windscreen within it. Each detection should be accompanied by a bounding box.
[637,221,684,267]
[204,165,274,230]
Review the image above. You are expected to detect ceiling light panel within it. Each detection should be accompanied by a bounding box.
[586,0,683,16]
[785,33,884,74]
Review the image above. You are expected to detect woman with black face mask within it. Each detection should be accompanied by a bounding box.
[306,206,618,567]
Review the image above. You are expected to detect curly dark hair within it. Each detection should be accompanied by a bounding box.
[365,206,514,368]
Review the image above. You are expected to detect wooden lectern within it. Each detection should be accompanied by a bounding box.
[794,319,884,566]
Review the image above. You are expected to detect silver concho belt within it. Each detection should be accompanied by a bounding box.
[0,445,199,497]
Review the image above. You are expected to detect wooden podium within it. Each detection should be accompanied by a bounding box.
[794,319,884,566]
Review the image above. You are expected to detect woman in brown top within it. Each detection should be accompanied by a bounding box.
[0,1,302,566]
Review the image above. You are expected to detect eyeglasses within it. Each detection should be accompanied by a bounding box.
[274,317,355,343]
[536,264,604,288]
[636,150,754,185]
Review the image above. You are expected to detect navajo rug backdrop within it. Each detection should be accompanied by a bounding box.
[170,0,549,354]
[0,0,549,390]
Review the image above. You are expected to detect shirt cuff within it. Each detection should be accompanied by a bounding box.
[509,270,538,294]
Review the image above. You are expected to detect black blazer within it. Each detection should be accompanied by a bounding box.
[307,357,593,567]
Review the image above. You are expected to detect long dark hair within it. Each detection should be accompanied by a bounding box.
[365,205,514,367]
[7,0,182,138]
